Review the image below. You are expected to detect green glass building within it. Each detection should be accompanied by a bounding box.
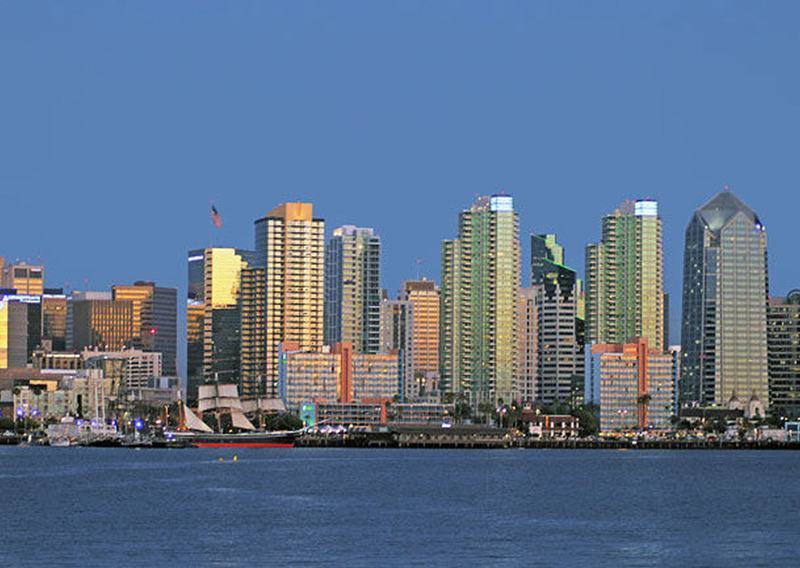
[440,195,520,405]
[585,200,665,352]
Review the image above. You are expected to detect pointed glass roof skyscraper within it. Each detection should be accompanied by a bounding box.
[679,188,769,407]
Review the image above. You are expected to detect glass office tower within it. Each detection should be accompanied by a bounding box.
[680,190,768,407]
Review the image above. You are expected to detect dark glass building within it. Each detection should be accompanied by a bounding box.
[680,191,769,407]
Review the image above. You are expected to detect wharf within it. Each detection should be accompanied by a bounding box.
[296,426,800,450]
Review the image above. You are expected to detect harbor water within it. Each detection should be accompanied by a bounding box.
[2,447,798,566]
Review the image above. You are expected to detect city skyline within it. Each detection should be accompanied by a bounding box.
[2,3,800,357]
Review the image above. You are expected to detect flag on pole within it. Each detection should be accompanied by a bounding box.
[211,203,223,229]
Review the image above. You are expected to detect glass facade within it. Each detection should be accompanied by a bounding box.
[585,200,665,352]
[324,226,381,354]
[186,247,253,403]
[440,195,520,404]
[767,292,800,417]
[679,191,769,406]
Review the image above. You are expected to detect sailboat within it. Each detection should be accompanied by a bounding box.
[168,384,299,448]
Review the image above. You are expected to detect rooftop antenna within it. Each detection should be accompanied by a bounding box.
[723,183,730,192]
[415,258,424,280]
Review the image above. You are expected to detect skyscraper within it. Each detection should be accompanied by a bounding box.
[380,297,413,399]
[324,225,381,354]
[585,200,665,352]
[400,280,440,380]
[239,265,267,399]
[440,194,520,404]
[112,281,178,375]
[254,202,324,396]
[768,291,800,418]
[680,190,769,407]
[186,248,254,403]
[530,234,581,406]
[517,287,538,403]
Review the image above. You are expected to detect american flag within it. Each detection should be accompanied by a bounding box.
[211,203,223,229]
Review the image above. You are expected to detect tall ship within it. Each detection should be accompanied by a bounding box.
[169,384,300,448]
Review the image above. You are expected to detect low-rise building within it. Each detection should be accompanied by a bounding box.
[585,337,674,432]
[521,410,580,438]
[279,341,400,411]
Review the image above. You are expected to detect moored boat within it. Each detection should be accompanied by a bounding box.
[167,384,300,448]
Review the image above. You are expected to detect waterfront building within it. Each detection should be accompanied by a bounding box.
[324,226,381,354]
[1,261,44,295]
[400,279,440,379]
[520,411,580,439]
[67,291,134,352]
[186,248,254,403]
[585,338,675,432]
[278,341,400,411]
[254,202,325,397]
[315,401,385,427]
[112,282,177,375]
[380,297,414,399]
[530,234,582,406]
[679,190,769,407]
[390,403,454,424]
[440,194,520,404]
[585,200,665,352]
[768,291,800,418]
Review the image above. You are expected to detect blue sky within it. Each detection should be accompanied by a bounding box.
[1,2,798,358]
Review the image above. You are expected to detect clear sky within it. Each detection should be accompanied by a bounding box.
[1,2,798,363]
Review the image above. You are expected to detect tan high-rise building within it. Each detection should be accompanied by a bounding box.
[400,279,440,379]
[1,261,44,295]
[254,202,325,396]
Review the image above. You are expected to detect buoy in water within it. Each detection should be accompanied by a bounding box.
[232,455,238,462]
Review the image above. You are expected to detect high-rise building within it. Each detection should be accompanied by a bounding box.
[440,195,520,404]
[767,291,800,418]
[254,203,325,397]
[1,261,44,295]
[585,200,665,352]
[529,234,581,406]
[324,226,381,354]
[112,282,177,375]
[679,191,769,407]
[186,248,254,403]
[0,296,28,368]
[380,297,413,399]
[400,280,440,380]
[585,338,674,432]
[42,290,67,351]
[68,291,134,352]
[239,266,267,399]
[517,287,538,403]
